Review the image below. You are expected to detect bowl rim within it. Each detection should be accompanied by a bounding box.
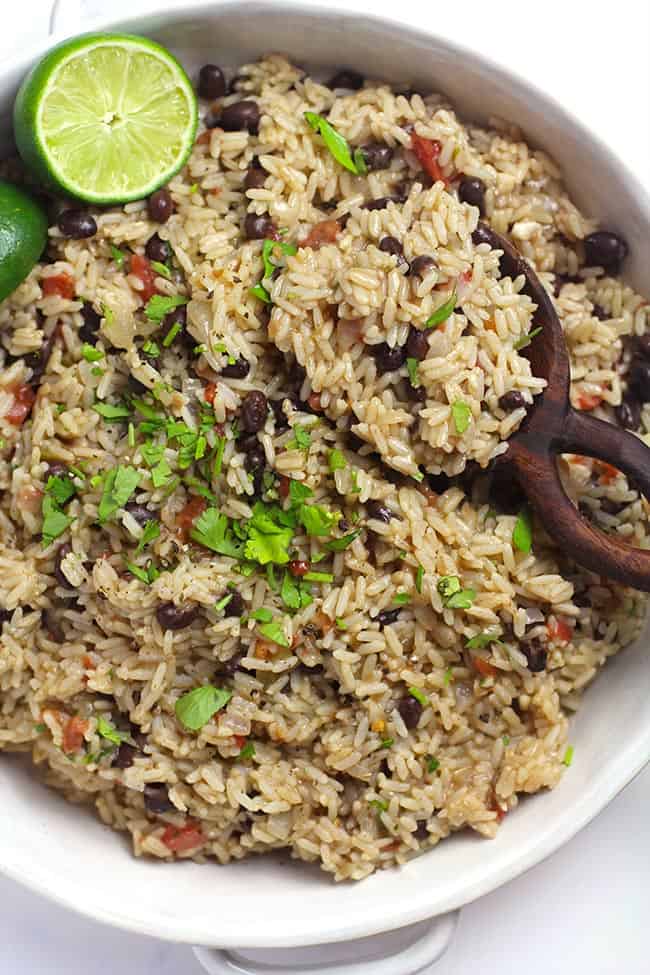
[2,0,650,948]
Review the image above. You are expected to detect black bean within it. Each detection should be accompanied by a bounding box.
[408,255,436,277]
[363,197,399,211]
[0,609,12,625]
[244,162,267,190]
[270,398,290,430]
[488,464,526,514]
[54,543,75,589]
[366,500,393,523]
[498,390,526,411]
[615,396,641,430]
[112,743,137,770]
[147,188,174,224]
[124,502,157,526]
[221,356,250,379]
[242,441,266,474]
[396,695,422,729]
[377,608,401,627]
[223,591,245,618]
[215,646,246,678]
[244,212,276,240]
[521,638,547,673]
[129,723,148,750]
[373,342,407,373]
[42,609,65,643]
[406,326,429,360]
[58,209,97,239]
[144,783,174,814]
[427,472,452,494]
[407,382,427,403]
[584,231,628,274]
[360,142,393,171]
[47,462,69,479]
[144,233,171,264]
[240,390,268,432]
[592,304,608,321]
[553,273,581,297]
[414,821,429,841]
[628,360,650,402]
[378,236,403,258]
[471,225,493,248]
[156,602,199,630]
[458,177,486,214]
[636,335,650,360]
[26,331,56,385]
[198,63,226,100]
[287,360,307,392]
[126,374,148,396]
[220,100,260,134]
[600,497,627,516]
[328,69,363,90]
[80,302,101,343]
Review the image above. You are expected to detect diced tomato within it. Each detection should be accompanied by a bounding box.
[62,715,89,754]
[576,392,602,411]
[547,617,572,644]
[301,219,340,250]
[42,273,75,299]
[233,734,247,749]
[130,254,158,302]
[177,496,207,539]
[307,392,322,412]
[472,656,497,679]
[83,655,96,670]
[410,133,447,185]
[204,382,217,405]
[278,475,291,500]
[161,822,204,854]
[596,460,620,484]
[6,384,36,426]
[491,800,507,822]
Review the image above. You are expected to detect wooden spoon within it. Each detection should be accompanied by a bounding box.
[475,224,650,591]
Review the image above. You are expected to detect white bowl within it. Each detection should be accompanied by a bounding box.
[2,1,650,970]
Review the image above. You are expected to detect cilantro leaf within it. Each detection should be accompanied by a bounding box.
[393,592,411,605]
[425,290,457,329]
[258,619,290,647]
[299,504,335,537]
[415,565,424,593]
[96,716,129,746]
[81,343,104,363]
[135,519,160,554]
[250,607,273,623]
[175,685,232,731]
[325,530,361,551]
[144,294,188,322]
[97,466,140,524]
[244,502,294,564]
[466,629,502,650]
[45,474,76,506]
[93,401,131,421]
[150,260,172,280]
[142,340,160,358]
[110,244,126,268]
[280,571,313,611]
[287,424,311,450]
[238,741,255,760]
[191,508,246,558]
[151,457,173,488]
[328,449,347,472]
[406,357,420,387]
[408,686,428,707]
[437,575,461,600]
[304,112,366,175]
[214,593,233,613]
[288,479,313,504]
[41,494,72,547]
[446,588,476,609]
[513,507,533,553]
[514,326,542,351]
[451,400,471,434]
[427,756,440,773]
[303,570,333,583]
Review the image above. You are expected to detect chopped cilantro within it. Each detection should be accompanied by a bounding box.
[513,507,533,554]
[144,294,188,323]
[93,401,131,421]
[150,260,172,280]
[135,519,160,554]
[443,667,453,686]
[287,424,311,450]
[175,685,232,731]
[328,449,347,472]
[514,326,542,351]
[151,457,173,488]
[303,112,366,175]
[192,508,245,558]
[96,716,129,746]
[288,480,313,504]
[125,560,159,584]
[34,723,47,734]
[213,436,226,478]
[369,799,388,813]
[142,340,160,358]
[110,244,126,268]
[214,593,233,613]
[350,469,361,494]
[163,321,182,347]
[563,745,574,767]
[466,630,502,649]
[281,572,313,611]
[41,494,73,547]
[299,504,335,537]
[451,400,471,434]
[427,757,440,773]
[325,530,361,551]
[502,735,510,746]
[303,570,334,583]
[406,357,420,387]
[238,741,255,760]
[244,503,294,564]
[81,343,104,363]
[425,290,457,329]
[250,607,273,623]
[408,686,428,707]
[127,422,136,448]
[258,619,290,647]
[393,591,410,605]
[335,617,347,629]
[45,473,76,506]
[437,575,475,609]
[381,738,394,749]
[97,466,140,524]
[415,565,424,593]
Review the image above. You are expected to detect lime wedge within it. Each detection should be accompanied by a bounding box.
[13,33,198,205]
[0,180,48,302]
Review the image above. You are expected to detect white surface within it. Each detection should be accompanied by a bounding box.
[2,0,650,972]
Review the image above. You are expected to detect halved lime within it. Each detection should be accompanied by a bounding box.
[0,180,48,302]
[13,33,198,205]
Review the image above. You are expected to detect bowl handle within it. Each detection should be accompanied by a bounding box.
[192,910,459,975]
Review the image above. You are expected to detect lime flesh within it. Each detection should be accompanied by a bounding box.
[0,181,48,303]
[14,33,198,204]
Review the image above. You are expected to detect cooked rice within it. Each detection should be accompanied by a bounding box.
[1,55,649,881]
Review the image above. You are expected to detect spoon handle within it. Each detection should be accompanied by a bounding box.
[509,408,650,591]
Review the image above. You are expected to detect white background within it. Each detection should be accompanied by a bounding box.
[2,1,650,972]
